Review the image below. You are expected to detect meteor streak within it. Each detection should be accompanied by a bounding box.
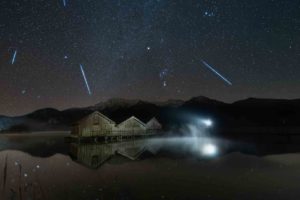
[62,0,67,7]
[11,50,17,65]
[79,64,92,95]
[201,60,232,85]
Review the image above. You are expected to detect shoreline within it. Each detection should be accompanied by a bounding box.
[0,131,70,137]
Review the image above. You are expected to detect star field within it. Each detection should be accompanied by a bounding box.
[0,0,299,116]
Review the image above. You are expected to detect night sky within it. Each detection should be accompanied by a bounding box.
[0,0,299,116]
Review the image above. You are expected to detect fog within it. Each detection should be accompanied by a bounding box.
[146,117,231,158]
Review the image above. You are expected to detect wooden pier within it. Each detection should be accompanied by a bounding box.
[65,131,161,143]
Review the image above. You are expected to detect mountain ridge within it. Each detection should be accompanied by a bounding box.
[1,96,300,133]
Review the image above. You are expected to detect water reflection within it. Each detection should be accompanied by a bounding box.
[68,136,234,168]
[4,132,299,169]
[69,139,153,168]
[2,139,300,200]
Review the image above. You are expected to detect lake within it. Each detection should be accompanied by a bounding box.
[1,132,300,199]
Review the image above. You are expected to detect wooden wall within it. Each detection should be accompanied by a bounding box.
[77,112,115,137]
[71,112,162,137]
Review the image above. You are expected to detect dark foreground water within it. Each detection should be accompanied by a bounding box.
[1,133,300,200]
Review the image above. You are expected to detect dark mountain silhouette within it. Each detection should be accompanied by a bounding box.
[93,98,140,110]
[152,99,185,107]
[1,96,300,136]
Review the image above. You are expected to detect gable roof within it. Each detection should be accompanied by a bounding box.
[146,117,162,129]
[117,116,146,127]
[77,111,116,124]
[117,147,148,160]
[146,117,160,125]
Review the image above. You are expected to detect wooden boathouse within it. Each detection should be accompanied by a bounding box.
[70,111,162,142]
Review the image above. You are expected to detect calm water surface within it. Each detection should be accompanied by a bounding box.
[1,133,300,200]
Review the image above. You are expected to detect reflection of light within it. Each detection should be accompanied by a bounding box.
[201,144,218,156]
[201,119,213,127]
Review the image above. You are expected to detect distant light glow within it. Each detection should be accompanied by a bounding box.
[201,60,232,86]
[196,118,213,127]
[79,64,92,95]
[201,144,218,157]
[201,119,213,127]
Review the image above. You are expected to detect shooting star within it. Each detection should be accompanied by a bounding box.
[62,0,67,7]
[79,64,92,95]
[11,50,17,65]
[201,60,233,85]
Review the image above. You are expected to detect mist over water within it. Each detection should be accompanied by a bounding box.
[146,118,229,158]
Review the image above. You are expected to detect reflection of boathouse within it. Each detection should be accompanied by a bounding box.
[71,111,162,138]
[69,140,152,168]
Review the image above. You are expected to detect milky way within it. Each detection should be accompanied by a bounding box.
[0,0,299,115]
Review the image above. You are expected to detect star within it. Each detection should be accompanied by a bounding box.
[159,68,169,79]
[0,0,299,116]
[163,81,167,87]
[204,11,215,17]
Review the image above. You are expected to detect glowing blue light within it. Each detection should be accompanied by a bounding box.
[201,60,232,86]
[196,118,213,128]
[201,119,213,127]
[11,50,17,65]
[201,144,218,157]
[79,64,92,95]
